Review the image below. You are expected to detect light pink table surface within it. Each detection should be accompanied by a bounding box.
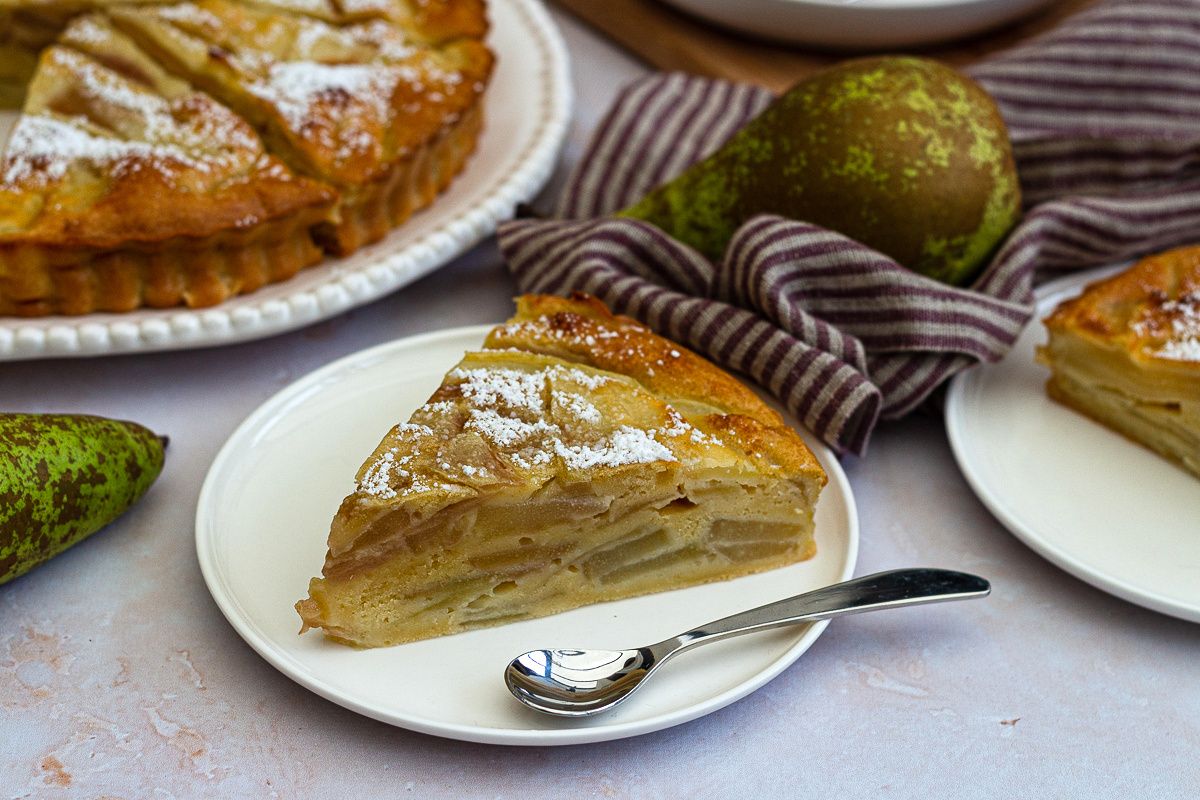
[2,10,1198,798]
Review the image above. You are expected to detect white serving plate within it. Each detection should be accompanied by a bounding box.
[0,0,571,360]
[195,325,859,745]
[946,266,1200,623]
[660,0,1059,49]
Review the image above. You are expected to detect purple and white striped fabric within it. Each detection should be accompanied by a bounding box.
[498,0,1200,455]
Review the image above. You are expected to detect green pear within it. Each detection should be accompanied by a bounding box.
[0,412,166,585]
[619,56,1022,286]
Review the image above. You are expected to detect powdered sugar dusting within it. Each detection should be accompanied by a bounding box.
[353,20,418,61]
[554,426,674,470]
[64,49,200,144]
[495,319,626,346]
[140,2,462,167]
[465,408,557,448]
[1155,294,1200,361]
[451,366,548,415]
[250,61,399,129]
[3,49,258,188]
[356,423,435,498]
[553,390,601,424]
[62,15,111,45]
[288,18,415,63]
[155,3,224,28]
[353,359,725,501]
[5,116,198,187]
[233,15,432,162]
[1133,292,1200,362]
[359,448,408,500]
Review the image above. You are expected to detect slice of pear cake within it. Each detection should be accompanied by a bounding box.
[296,294,826,647]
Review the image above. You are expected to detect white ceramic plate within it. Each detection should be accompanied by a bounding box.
[946,267,1200,623]
[0,0,571,361]
[195,326,859,745]
[660,0,1059,49]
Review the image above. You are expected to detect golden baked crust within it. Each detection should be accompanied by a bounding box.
[0,16,337,315]
[110,0,493,253]
[297,294,827,648]
[1037,246,1200,477]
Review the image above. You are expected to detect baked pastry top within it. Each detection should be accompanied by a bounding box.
[1037,245,1200,478]
[0,16,337,315]
[297,294,827,648]
[111,0,493,252]
[0,0,491,314]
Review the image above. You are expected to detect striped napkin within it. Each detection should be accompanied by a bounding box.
[498,0,1200,455]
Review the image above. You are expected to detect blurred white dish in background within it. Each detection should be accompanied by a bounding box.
[659,0,1060,49]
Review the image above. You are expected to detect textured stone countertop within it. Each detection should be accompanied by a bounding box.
[2,9,1198,799]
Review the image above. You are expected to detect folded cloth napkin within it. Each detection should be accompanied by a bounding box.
[498,0,1200,455]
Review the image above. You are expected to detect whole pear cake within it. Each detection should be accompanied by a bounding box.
[0,0,494,316]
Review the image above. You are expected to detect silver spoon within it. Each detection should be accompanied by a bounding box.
[505,568,990,717]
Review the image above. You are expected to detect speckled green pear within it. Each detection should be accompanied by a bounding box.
[619,56,1022,286]
[0,413,166,585]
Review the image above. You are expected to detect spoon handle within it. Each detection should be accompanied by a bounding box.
[667,568,989,653]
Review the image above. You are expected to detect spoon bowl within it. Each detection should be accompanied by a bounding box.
[505,647,663,716]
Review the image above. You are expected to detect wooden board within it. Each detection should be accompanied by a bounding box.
[554,0,1098,92]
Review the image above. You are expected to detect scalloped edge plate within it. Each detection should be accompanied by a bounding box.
[195,325,859,745]
[0,0,571,360]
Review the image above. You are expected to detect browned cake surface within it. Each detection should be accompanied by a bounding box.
[297,294,827,648]
[110,0,493,253]
[1037,246,1200,477]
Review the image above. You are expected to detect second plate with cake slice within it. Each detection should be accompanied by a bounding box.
[947,262,1200,624]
